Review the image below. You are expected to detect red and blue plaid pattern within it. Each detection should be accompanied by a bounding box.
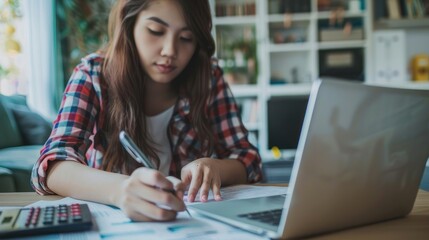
[31,53,262,195]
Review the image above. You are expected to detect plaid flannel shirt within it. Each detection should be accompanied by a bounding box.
[31,53,262,195]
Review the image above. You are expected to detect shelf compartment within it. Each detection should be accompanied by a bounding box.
[318,48,365,81]
[235,96,259,131]
[267,94,308,152]
[317,17,365,42]
[270,51,312,85]
[269,20,310,45]
[216,24,258,85]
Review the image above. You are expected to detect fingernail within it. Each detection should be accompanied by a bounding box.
[215,195,222,201]
[202,195,207,202]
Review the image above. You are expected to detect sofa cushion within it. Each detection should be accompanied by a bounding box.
[0,145,42,192]
[5,94,27,106]
[0,167,16,192]
[11,105,52,145]
[0,94,23,149]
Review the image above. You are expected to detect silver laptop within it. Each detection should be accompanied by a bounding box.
[189,79,429,239]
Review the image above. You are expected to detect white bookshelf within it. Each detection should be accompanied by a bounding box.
[229,85,260,97]
[371,1,429,87]
[209,0,372,160]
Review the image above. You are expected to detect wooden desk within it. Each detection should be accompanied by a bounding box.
[309,189,429,240]
[1,190,428,239]
[0,192,63,206]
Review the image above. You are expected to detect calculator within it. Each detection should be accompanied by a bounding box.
[0,203,93,238]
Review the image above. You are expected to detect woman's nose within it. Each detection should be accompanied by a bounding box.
[160,36,177,58]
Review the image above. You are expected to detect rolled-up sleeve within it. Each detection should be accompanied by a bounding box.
[209,67,262,183]
[31,58,102,195]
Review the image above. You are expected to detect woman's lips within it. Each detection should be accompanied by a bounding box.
[156,64,175,73]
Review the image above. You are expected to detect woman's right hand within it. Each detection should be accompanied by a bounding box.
[115,167,186,221]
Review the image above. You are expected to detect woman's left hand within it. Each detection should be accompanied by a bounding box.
[181,158,222,203]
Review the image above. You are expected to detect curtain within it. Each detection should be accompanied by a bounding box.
[22,0,63,120]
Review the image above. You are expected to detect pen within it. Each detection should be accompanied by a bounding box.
[119,130,156,169]
[119,130,192,217]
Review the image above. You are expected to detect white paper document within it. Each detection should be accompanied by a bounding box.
[185,184,288,205]
[17,185,287,240]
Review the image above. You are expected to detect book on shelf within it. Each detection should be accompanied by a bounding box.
[413,0,426,17]
[215,1,256,17]
[404,0,414,17]
[375,0,428,19]
[279,0,311,14]
[387,0,401,19]
[374,0,388,20]
[424,0,429,15]
[270,23,308,44]
[236,98,258,125]
[403,0,426,18]
[247,131,259,148]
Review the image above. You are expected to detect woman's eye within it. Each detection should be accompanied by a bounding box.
[148,28,163,36]
[180,36,193,42]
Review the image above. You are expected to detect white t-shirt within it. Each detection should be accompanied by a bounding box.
[146,105,175,175]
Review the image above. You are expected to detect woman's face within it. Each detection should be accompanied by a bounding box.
[133,0,197,84]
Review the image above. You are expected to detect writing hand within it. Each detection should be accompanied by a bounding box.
[116,168,186,221]
[181,158,222,203]
[166,176,186,199]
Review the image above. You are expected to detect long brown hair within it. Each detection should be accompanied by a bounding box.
[101,0,216,174]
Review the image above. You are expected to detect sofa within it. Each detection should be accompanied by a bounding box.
[0,94,52,192]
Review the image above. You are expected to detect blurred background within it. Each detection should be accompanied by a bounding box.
[0,0,428,192]
[0,0,112,119]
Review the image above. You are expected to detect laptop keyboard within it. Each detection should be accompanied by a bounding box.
[237,208,282,226]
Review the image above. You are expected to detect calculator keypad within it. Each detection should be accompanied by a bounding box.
[0,203,92,238]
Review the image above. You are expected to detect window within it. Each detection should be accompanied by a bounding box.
[0,0,28,96]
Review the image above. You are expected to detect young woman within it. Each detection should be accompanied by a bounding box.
[32,0,262,221]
